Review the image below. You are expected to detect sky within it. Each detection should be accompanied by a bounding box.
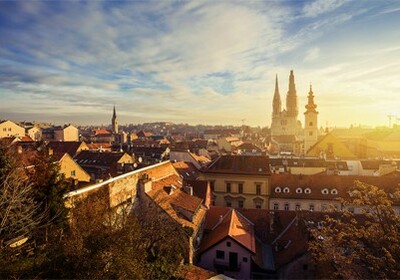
[1,0,400,127]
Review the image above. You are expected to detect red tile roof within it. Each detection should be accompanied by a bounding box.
[271,174,400,200]
[204,155,270,176]
[200,208,256,254]
[47,141,87,157]
[173,161,200,180]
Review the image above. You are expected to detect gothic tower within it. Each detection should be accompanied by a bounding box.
[304,84,318,153]
[112,105,118,134]
[286,70,298,118]
[272,74,282,116]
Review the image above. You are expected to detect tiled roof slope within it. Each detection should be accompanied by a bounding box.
[271,174,400,200]
[205,155,270,176]
[147,174,206,229]
[200,208,256,254]
[48,141,87,157]
[74,150,130,166]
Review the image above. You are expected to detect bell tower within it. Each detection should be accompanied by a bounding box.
[304,84,318,153]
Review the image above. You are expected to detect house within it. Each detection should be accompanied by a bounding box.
[173,161,200,180]
[269,174,400,213]
[217,137,242,153]
[203,129,241,140]
[306,133,357,159]
[90,129,114,143]
[184,179,212,208]
[0,120,25,138]
[170,150,211,170]
[47,141,89,157]
[52,152,90,182]
[74,150,134,181]
[54,124,79,141]
[197,208,256,279]
[236,142,263,156]
[130,146,169,165]
[142,172,207,264]
[200,155,271,209]
[26,125,42,141]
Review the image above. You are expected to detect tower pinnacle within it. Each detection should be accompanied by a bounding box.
[112,105,118,134]
[286,70,298,118]
[272,74,282,116]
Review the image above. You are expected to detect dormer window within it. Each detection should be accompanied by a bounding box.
[304,188,311,194]
[275,187,282,193]
[331,188,338,195]
[296,188,303,194]
[321,188,329,195]
[283,187,290,193]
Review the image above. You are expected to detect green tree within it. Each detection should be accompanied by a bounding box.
[309,181,400,279]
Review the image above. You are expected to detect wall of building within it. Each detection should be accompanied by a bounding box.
[198,237,253,279]
[200,173,270,209]
[269,198,341,212]
[59,154,91,182]
[0,121,25,138]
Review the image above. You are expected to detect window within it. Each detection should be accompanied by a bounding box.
[295,204,301,211]
[238,200,244,208]
[284,203,289,211]
[238,183,243,194]
[331,188,338,195]
[212,195,216,206]
[309,131,313,136]
[321,204,327,211]
[309,204,315,211]
[321,188,329,195]
[283,187,290,193]
[296,188,303,194]
[275,187,282,193]
[304,188,311,194]
[227,241,231,247]
[210,181,215,191]
[273,203,279,210]
[243,257,248,263]
[256,184,261,195]
[226,183,231,193]
[70,170,76,177]
[255,202,262,209]
[348,207,355,213]
[309,121,313,126]
[226,201,232,207]
[216,250,224,259]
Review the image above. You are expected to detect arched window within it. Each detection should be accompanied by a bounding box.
[304,188,311,194]
[296,188,303,194]
[331,188,338,195]
[275,187,282,193]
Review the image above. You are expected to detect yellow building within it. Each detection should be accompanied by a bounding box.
[306,133,357,159]
[200,155,271,209]
[54,124,79,141]
[0,120,25,138]
[53,152,90,182]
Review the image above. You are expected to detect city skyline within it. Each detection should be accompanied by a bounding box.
[1,0,400,127]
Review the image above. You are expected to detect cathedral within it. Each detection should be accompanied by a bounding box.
[270,70,319,154]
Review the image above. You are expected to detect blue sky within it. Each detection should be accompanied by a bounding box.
[1,0,400,127]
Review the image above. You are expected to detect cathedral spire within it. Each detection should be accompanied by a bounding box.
[112,105,118,134]
[272,74,282,116]
[286,70,298,118]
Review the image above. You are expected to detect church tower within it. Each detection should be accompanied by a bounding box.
[286,70,298,118]
[304,84,318,153]
[112,105,118,134]
[272,74,282,116]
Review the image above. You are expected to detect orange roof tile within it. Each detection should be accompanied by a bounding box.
[200,208,256,254]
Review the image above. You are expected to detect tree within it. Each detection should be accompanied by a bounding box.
[308,181,400,279]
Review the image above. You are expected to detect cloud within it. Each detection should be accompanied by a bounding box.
[304,47,320,62]
[303,0,348,17]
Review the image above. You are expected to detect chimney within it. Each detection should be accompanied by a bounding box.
[184,185,194,196]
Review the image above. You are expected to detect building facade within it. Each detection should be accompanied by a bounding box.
[0,120,25,138]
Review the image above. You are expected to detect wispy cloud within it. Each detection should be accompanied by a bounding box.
[0,0,399,127]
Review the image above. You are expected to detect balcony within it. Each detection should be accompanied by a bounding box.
[213,258,241,271]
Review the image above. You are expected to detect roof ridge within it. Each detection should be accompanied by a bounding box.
[211,208,232,231]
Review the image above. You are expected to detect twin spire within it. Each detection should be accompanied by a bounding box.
[272,70,298,117]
